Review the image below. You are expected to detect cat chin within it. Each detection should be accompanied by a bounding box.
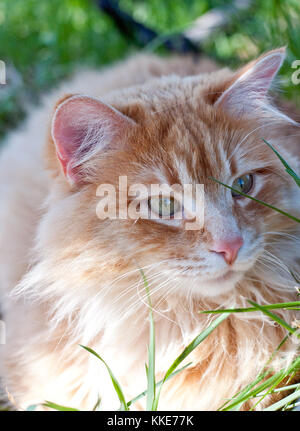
[187,270,244,298]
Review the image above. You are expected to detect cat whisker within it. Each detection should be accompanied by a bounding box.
[264,231,300,242]
[263,249,291,269]
[258,255,288,275]
[110,268,172,307]
[135,280,182,327]
[256,249,300,283]
[103,257,189,309]
[228,119,282,161]
[122,268,184,317]
[111,267,175,310]
[91,259,171,304]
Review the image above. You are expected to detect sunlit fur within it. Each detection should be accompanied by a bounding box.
[0,52,299,410]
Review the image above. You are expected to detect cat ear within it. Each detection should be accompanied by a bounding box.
[215,47,295,123]
[51,95,135,185]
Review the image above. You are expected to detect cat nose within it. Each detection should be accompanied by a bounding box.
[209,236,243,265]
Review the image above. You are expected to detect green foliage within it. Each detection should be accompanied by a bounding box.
[44,268,299,411]
[1,0,300,139]
[80,344,129,411]
[0,0,130,138]
[204,1,300,92]
[43,285,230,411]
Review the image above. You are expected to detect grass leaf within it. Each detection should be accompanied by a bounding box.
[92,396,102,411]
[209,177,300,224]
[218,335,290,410]
[80,345,129,411]
[247,300,298,336]
[263,388,300,411]
[139,268,156,411]
[42,401,79,411]
[26,404,38,411]
[199,301,300,314]
[263,139,300,188]
[126,362,192,408]
[152,312,230,410]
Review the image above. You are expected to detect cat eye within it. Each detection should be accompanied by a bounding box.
[231,174,254,198]
[148,196,182,218]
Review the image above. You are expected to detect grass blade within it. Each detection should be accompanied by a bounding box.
[126,362,192,408]
[289,270,300,286]
[80,345,129,411]
[263,139,300,188]
[92,396,101,411]
[218,370,270,411]
[222,349,300,411]
[42,401,79,411]
[247,300,299,336]
[263,389,300,411]
[221,372,286,411]
[199,301,300,314]
[152,312,230,410]
[139,268,156,411]
[26,404,38,411]
[210,178,300,224]
[218,335,290,410]
[250,370,293,410]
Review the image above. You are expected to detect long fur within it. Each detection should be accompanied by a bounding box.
[0,52,299,411]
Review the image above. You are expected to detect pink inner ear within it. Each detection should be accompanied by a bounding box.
[51,95,134,184]
[52,102,85,176]
[216,49,285,112]
[238,52,284,96]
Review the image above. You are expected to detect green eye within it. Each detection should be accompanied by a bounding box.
[148,196,182,218]
[232,174,254,198]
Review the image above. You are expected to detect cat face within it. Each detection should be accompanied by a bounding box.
[49,48,299,298]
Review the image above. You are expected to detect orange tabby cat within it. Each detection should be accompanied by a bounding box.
[0,49,299,410]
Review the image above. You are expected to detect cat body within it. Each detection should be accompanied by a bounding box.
[0,51,299,410]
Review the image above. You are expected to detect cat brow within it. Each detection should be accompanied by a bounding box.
[228,119,282,162]
[150,90,225,115]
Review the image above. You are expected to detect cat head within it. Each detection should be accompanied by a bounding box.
[47,48,300,299]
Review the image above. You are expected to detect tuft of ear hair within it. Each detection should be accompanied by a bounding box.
[51,95,135,185]
[215,47,296,124]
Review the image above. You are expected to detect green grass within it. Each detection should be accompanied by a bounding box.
[40,309,230,411]
[41,285,300,411]
[1,0,300,139]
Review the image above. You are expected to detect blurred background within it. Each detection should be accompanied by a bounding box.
[0,0,300,139]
